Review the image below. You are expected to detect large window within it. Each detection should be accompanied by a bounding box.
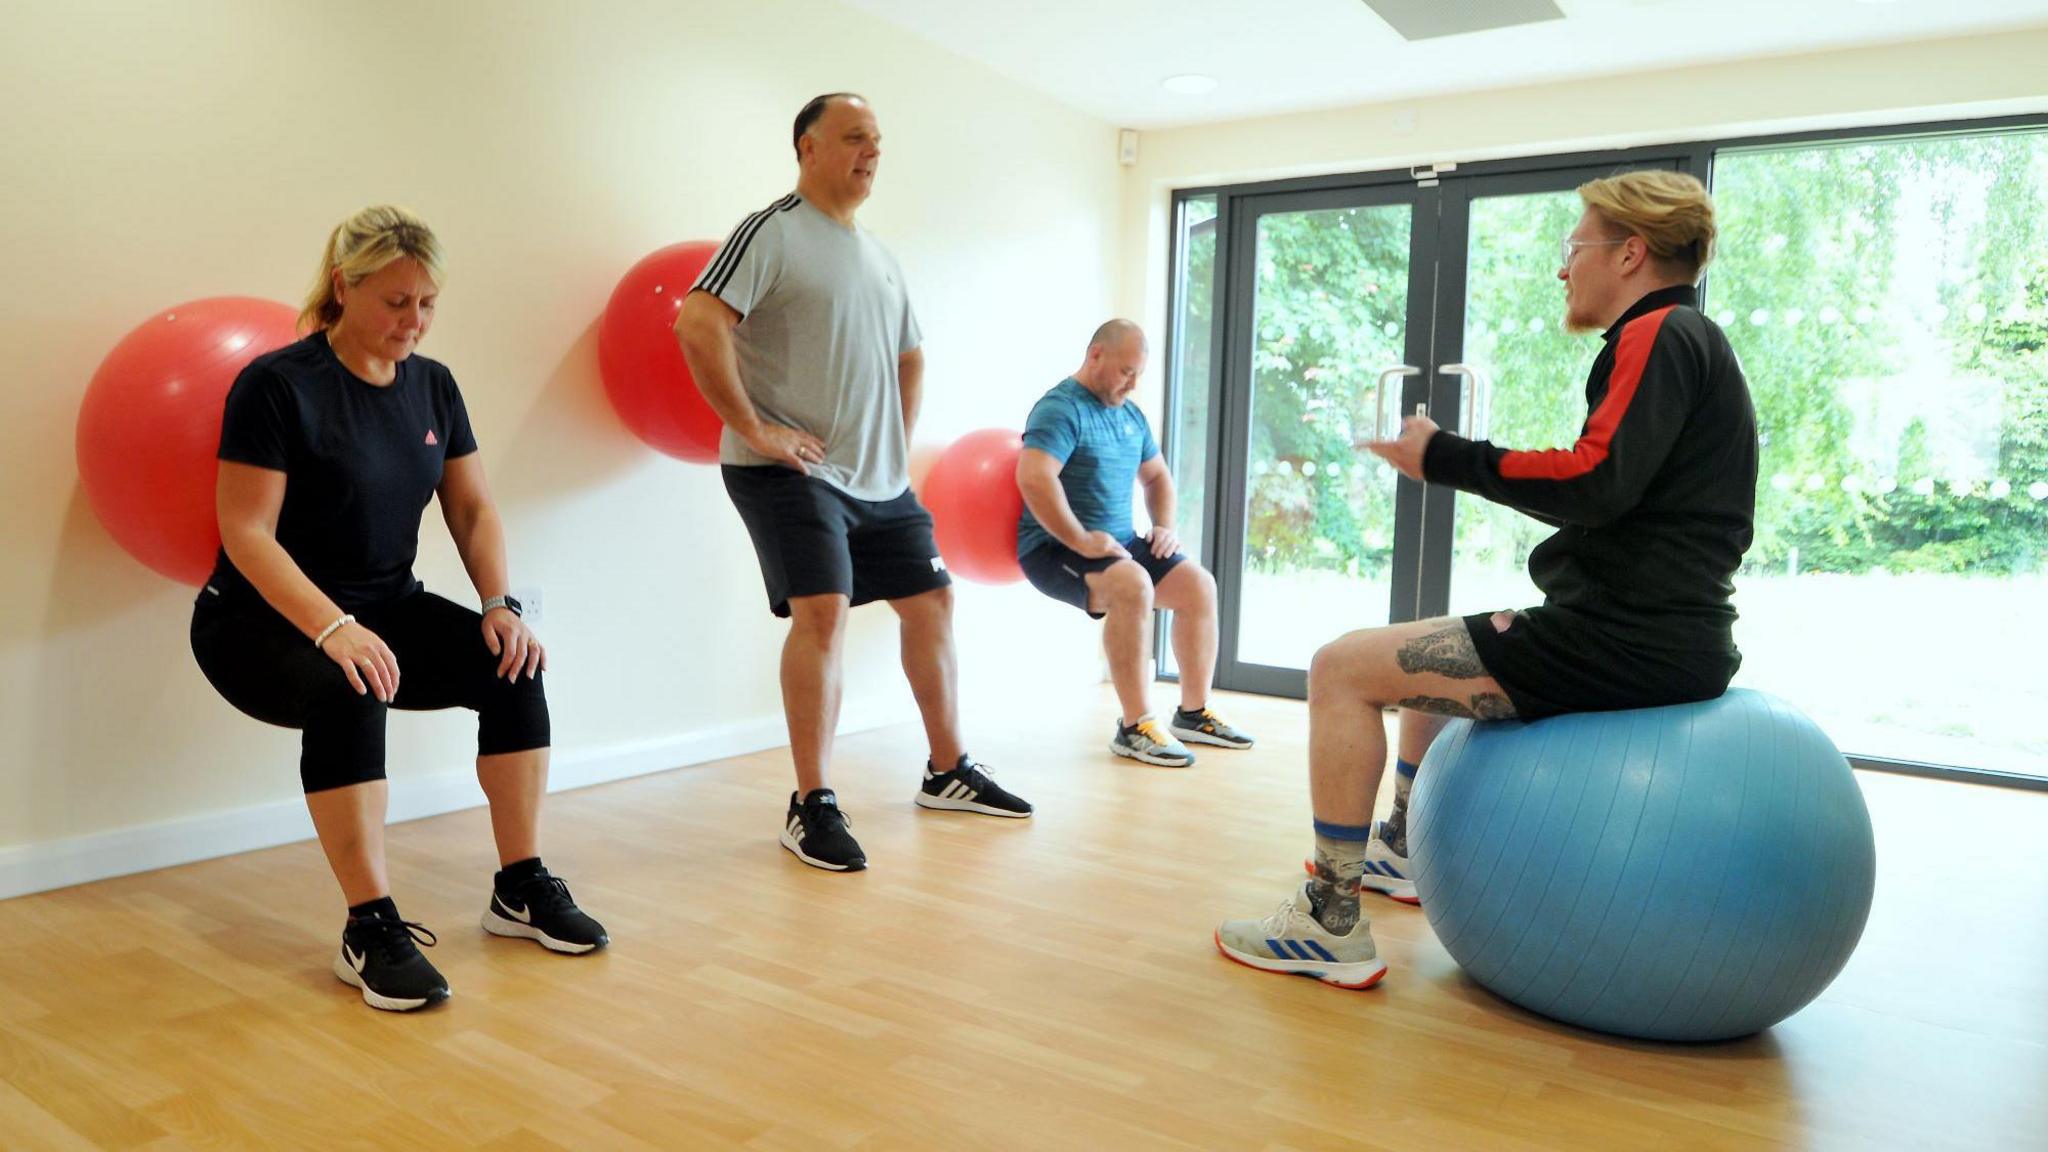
[1712,130,2048,781]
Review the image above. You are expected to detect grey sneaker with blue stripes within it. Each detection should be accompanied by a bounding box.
[1360,820,1418,904]
[1214,882,1387,989]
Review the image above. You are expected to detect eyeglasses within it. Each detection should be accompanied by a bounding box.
[1561,237,1627,266]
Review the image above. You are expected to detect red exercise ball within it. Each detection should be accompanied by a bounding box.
[922,428,1026,585]
[598,240,726,462]
[75,297,301,585]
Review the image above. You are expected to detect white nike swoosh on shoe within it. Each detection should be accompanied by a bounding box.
[345,945,367,974]
[498,898,533,924]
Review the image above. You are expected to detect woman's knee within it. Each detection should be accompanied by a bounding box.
[300,684,389,793]
[478,671,551,755]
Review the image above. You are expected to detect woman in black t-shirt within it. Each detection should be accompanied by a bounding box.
[191,206,605,1011]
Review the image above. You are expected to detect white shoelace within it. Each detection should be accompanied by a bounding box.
[1258,893,1315,937]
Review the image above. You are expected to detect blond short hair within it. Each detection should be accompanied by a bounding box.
[1577,171,1716,279]
[299,205,445,333]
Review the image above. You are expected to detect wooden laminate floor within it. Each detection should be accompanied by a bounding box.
[2,689,2043,1150]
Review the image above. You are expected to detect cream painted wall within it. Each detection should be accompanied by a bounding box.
[1119,27,2048,414]
[0,0,1118,857]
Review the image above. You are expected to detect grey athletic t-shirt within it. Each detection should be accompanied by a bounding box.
[693,192,923,500]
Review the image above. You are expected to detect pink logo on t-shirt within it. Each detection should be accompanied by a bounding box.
[424,429,439,446]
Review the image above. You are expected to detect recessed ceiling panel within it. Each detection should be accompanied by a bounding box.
[1361,0,1565,41]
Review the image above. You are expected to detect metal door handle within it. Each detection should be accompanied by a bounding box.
[1438,363,1492,441]
[1375,366,1420,439]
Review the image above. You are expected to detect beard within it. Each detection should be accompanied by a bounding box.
[1561,297,1604,335]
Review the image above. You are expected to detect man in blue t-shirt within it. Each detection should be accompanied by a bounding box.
[1016,320,1254,768]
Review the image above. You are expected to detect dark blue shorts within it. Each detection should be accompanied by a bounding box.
[1019,535,1187,619]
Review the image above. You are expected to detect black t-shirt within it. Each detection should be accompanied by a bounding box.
[202,332,479,613]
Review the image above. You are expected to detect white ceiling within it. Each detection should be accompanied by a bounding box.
[836,0,2048,128]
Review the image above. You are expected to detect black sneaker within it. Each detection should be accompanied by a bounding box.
[482,867,609,954]
[916,756,1034,818]
[334,914,449,1012]
[780,789,867,871]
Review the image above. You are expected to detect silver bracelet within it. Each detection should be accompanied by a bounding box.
[314,614,354,649]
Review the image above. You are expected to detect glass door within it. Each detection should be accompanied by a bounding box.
[1211,184,1435,695]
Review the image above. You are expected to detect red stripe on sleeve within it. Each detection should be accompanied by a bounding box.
[1499,307,1674,481]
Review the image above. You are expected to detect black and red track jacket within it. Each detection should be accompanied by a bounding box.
[1422,284,1758,654]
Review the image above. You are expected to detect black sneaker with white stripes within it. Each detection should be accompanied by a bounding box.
[481,865,609,954]
[780,789,867,871]
[916,756,1034,818]
[334,913,449,1012]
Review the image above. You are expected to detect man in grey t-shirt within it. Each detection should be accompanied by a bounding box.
[677,93,1032,872]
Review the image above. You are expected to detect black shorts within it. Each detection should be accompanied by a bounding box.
[1019,536,1187,619]
[722,465,952,617]
[1464,605,1740,720]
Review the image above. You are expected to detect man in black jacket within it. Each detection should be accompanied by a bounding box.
[1215,170,1757,990]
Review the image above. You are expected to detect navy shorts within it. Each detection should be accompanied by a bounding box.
[1464,605,1740,720]
[722,465,952,617]
[1019,535,1187,619]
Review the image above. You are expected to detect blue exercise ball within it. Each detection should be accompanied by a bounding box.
[1407,688,1875,1042]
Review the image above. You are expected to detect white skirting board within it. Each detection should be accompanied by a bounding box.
[0,705,916,903]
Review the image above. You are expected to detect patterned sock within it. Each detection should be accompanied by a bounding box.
[1307,819,1373,934]
[1381,759,1419,857]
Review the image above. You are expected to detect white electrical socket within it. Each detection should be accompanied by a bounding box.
[513,586,543,623]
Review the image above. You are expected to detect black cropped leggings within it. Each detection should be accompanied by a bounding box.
[192,587,550,794]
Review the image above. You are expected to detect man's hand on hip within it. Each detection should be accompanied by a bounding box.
[746,424,828,473]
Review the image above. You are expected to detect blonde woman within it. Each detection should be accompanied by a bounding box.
[190,206,605,1012]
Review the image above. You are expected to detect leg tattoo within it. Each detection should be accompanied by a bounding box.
[1397,693,1517,720]
[1396,625,1488,679]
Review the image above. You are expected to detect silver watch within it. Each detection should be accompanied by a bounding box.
[482,595,522,617]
